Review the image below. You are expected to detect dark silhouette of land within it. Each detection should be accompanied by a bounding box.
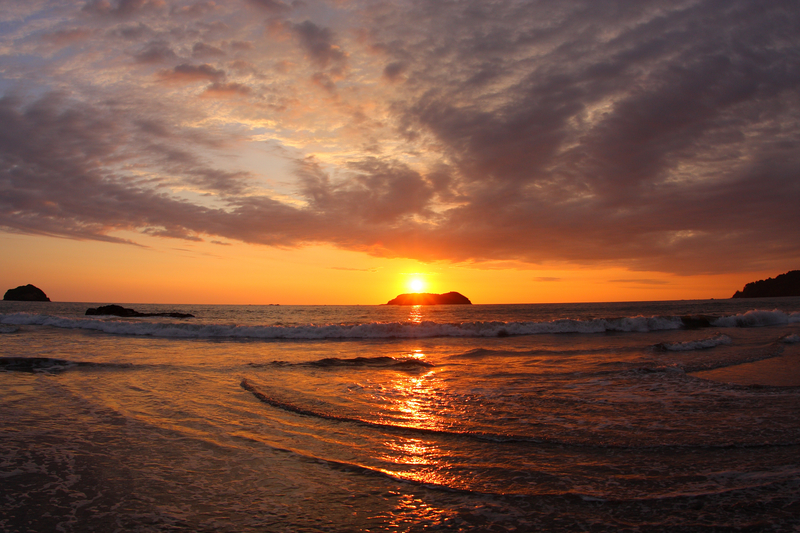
[732,270,800,298]
[3,284,50,301]
[385,292,472,305]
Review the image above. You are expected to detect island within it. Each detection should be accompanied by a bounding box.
[3,284,50,302]
[385,292,472,305]
[732,270,800,298]
[85,304,195,318]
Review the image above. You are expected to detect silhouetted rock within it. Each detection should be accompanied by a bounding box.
[385,292,472,305]
[732,270,800,298]
[3,284,50,301]
[85,304,194,318]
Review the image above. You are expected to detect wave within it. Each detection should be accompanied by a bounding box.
[2,308,798,340]
[0,356,133,373]
[712,309,800,328]
[656,334,732,352]
[240,379,800,448]
[248,356,434,370]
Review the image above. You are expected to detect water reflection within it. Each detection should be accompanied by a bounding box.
[377,359,464,489]
[407,305,424,324]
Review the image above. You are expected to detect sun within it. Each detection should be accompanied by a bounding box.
[409,278,425,293]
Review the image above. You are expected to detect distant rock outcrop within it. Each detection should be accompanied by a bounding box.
[85,304,194,318]
[385,292,472,305]
[3,284,50,302]
[732,270,800,298]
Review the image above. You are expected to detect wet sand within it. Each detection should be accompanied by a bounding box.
[691,349,800,387]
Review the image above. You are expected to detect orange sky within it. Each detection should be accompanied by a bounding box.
[0,231,769,305]
[1,1,798,305]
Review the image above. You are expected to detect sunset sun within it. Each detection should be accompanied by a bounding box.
[409,278,425,293]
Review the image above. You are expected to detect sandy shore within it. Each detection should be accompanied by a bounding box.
[691,349,800,387]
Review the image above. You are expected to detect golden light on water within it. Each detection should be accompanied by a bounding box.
[375,366,466,490]
[408,306,424,324]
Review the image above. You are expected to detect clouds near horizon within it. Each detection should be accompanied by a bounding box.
[1,0,799,275]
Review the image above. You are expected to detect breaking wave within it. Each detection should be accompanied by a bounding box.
[2,309,799,340]
[712,309,800,328]
[657,334,732,352]
[781,334,800,344]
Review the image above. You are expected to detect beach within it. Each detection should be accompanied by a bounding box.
[2,298,800,531]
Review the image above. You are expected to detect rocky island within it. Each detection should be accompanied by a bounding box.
[385,292,472,305]
[86,304,194,318]
[3,284,50,302]
[732,270,800,298]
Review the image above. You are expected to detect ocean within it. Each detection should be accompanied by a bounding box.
[2,298,800,532]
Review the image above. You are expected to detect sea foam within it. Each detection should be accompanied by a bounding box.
[658,334,732,351]
[0,309,796,340]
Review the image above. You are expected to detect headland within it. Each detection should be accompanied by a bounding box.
[385,292,472,305]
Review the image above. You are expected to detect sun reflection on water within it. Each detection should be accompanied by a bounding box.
[407,305,424,324]
[374,358,468,490]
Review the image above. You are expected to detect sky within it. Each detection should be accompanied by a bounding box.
[1,0,799,305]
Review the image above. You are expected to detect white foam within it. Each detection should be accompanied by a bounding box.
[0,312,688,340]
[781,334,800,344]
[1,308,794,340]
[712,309,792,328]
[660,335,732,351]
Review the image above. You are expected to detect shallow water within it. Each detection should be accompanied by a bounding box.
[2,299,800,531]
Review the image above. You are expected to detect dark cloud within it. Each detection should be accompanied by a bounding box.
[170,1,219,18]
[82,0,165,18]
[297,157,435,225]
[382,61,406,82]
[372,0,800,273]
[246,0,291,14]
[192,42,225,58]
[230,40,254,51]
[2,0,800,276]
[202,82,252,98]
[609,279,670,285]
[158,63,226,83]
[134,40,176,63]
[288,20,347,69]
[0,96,262,243]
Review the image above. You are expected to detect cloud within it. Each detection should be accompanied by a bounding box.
[134,40,176,63]
[82,0,166,18]
[158,63,226,84]
[41,28,93,46]
[1,0,799,276]
[609,279,670,285]
[382,61,406,82]
[170,1,219,18]
[297,157,435,224]
[288,20,347,69]
[246,0,291,13]
[192,42,225,58]
[202,82,252,98]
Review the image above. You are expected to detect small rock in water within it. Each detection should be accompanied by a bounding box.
[85,304,194,318]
